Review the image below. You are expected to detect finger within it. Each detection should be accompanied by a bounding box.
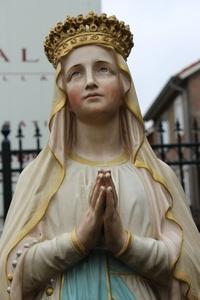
[95,186,106,216]
[104,173,118,208]
[104,171,111,188]
[98,169,111,174]
[98,169,108,187]
[98,169,105,175]
[90,173,104,208]
[105,186,115,218]
[109,175,118,207]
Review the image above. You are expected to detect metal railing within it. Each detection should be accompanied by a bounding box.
[0,122,41,220]
[150,119,200,229]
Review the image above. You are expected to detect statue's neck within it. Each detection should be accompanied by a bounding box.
[73,113,123,161]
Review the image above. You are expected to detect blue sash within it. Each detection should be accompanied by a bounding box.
[61,250,137,300]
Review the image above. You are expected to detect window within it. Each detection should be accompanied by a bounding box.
[161,120,169,144]
[174,95,184,133]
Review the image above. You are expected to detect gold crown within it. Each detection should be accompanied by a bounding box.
[44,12,134,68]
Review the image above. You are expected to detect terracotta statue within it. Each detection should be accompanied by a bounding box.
[0,12,200,300]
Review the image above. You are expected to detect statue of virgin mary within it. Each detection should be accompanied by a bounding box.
[0,12,200,300]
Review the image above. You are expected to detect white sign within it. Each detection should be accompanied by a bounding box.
[0,0,101,147]
[0,0,101,223]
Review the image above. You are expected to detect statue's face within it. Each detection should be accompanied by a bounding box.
[61,45,123,123]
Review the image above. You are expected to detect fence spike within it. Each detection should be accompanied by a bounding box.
[175,119,182,132]
[1,122,10,139]
[33,121,42,152]
[158,121,164,133]
[16,123,24,139]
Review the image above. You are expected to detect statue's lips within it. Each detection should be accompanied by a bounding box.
[83,93,103,100]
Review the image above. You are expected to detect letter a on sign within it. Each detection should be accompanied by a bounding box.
[0,49,9,62]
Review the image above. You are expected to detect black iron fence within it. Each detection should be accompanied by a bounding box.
[151,120,200,190]
[150,119,200,229]
[0,122,42,220]
[0,120,200,229]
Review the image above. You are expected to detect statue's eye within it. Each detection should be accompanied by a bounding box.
[98,66,110,73]
[70,70,81,79]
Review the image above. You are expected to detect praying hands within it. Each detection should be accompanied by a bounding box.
[76,170,127,255]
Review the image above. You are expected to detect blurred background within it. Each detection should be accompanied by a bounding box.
[0,0,200,232]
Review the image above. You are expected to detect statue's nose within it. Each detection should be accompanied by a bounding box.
[85,69,98,90]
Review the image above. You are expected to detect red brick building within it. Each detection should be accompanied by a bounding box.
[144,60,200,228]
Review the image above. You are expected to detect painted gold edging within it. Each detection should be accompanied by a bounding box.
[59,274,65,300]
[134,159,194,300]
[105,255,113,300]
[69,151,129,167]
